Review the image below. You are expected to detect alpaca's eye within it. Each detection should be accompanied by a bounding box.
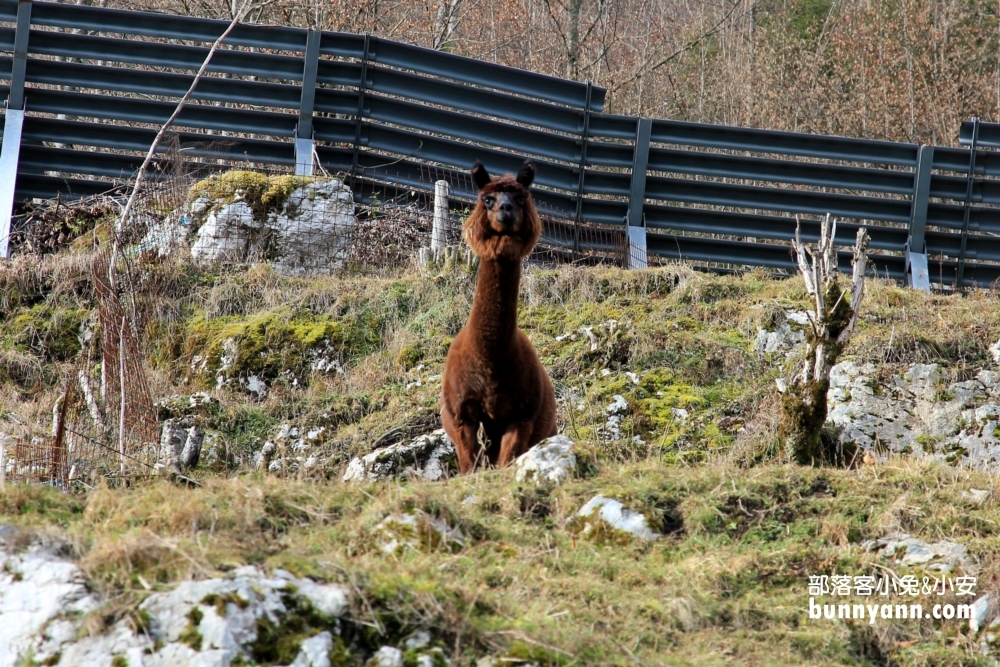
[516,196,525,205]
[483,196,494,206]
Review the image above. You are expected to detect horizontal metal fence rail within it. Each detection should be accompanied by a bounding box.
[0,0,998,288]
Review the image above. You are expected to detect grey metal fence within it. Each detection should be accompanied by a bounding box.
[1,0,998,288]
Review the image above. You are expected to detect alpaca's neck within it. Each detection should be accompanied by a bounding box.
[468,256,522,353]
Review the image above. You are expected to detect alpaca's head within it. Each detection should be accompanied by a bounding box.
[463,160,542,261]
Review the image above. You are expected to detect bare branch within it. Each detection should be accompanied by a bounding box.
[110,4,250,276]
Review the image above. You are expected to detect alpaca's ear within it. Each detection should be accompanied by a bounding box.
[471,161,492,190]
[516,161,535,188]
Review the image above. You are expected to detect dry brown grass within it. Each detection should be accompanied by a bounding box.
[4,456,999,665]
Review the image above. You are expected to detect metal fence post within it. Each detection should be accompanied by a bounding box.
[294,29,320,176]
[0,0,32,260]
[350,32,372,179]
[957,117,980,289]
[432,179,448,256]
[905,144,933,291]
[626,118,652,269]
[571,80,592,261]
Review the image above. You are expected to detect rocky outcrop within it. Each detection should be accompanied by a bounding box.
[569,495,661,542]
[374,510,466,555]
[0,529,454,667]
[754,311,809,355]
[861,531,975,574]
[513,435,578,485]
[266,180,356,275]
[188,178,356,274]
[157,419,204,475]
[343,430,458,482]
[190,202,256,263]
[827,361,1000,468]
[755,312,1000,470]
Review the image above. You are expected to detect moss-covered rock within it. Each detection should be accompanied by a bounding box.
[567,495,662,544]
[343,430,458,483]
[188,170,331,221]
[178,308,377,390]
[374,508,466,555]
[5,304,87,362]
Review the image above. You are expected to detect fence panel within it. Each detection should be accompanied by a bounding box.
[2,0,1000,286]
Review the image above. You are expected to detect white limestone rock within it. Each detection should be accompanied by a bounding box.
[291,631,334,667]
[861,531,974,574]
[191,202,255,263]
[375,510,465,555]
[599,395,630,440]
[157,419,204,475]
[273,569,348,617]
[135,213,189,258]
[0,542,100,667]
[964,488,991,506]
[827,361,1000,469]
[606,394,629,415]
[514,435,578,485]
[343,429,458,482]
[971,595,992,634]
[370,645,404,667]
[269,180,356,275]
[187,179,356,274]
[572,495,661,542]
[754,310,809,356]
[0,537,353,667]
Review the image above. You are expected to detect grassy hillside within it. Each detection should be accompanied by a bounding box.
[4,233,1000,665]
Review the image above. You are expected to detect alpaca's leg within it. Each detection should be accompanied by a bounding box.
[531,373,559,443]
[497,421,535,467]
[442,407,480,474]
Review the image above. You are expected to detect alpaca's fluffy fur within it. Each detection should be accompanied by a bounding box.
[440,161,557,473]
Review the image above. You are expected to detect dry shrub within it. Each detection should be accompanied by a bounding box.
[10,195,118,257]
[346,203,433,274]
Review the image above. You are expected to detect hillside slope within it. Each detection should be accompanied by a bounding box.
[3,237,1000,665]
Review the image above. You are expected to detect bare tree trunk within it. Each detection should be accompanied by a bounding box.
[779,215,869,465]
[432,0,463,50]
[566,0,582,79]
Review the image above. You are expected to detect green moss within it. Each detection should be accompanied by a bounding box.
[201,591,250,616]
[395,343,424,370]
[916,433,942,453]
[189,170,270,208]
[943,443,968,466]
[935,389,956,402]
[6,304,87,362]
[376,510,465,555]
[178,607,204,651]
[179,308,377,387]
[261,175,321,210]
[188,171,331,220]
[111,655,128,667]
[249,590,336,665]
[502,639,571,666]
[207,405,279,463]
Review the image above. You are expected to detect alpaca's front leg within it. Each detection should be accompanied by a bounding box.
[442,407,482,474]
[497,421,535,467]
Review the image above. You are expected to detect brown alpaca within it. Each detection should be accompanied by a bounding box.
[440,160,557,473]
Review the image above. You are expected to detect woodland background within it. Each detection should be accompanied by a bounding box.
[91,0,1000,146]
